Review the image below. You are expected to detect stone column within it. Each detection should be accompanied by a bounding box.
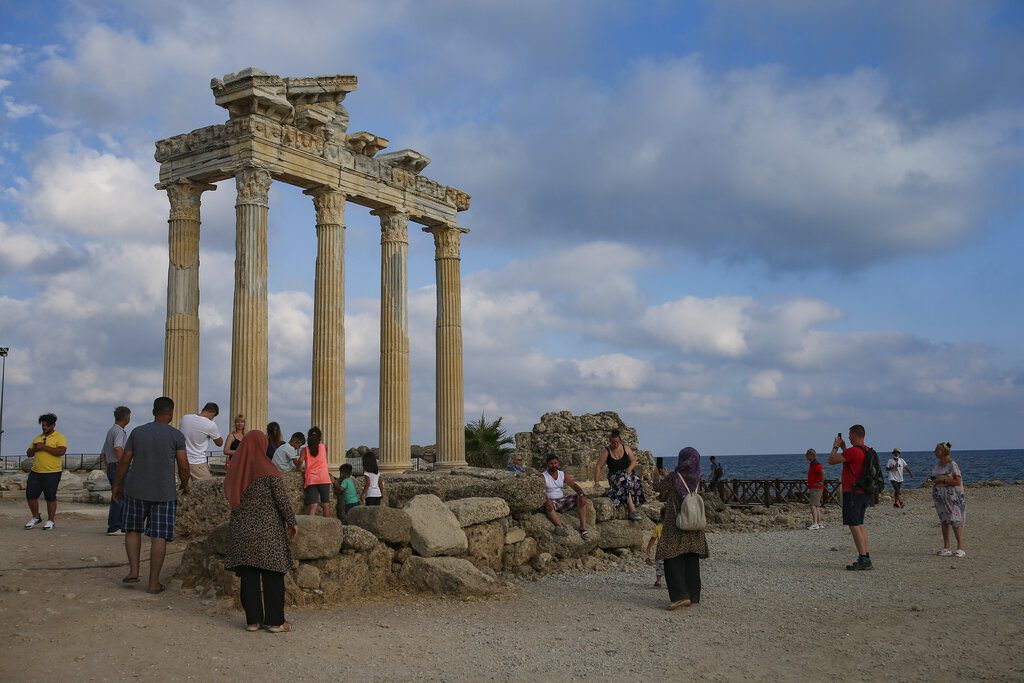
[160,179,215,426]
[230,165,272,433]
[423,225,470,470]
[373,208,410,472]
[305,187,347,466]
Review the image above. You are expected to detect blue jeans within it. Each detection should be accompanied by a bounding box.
[106,463,124,533]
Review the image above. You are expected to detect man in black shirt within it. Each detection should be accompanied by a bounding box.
[708,456,726,502]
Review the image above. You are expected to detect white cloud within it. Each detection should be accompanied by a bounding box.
[4,97,38,119]
[0,221,60,269]
[574,354,651,390]
[642,296,752,357]
[747,369,783,399]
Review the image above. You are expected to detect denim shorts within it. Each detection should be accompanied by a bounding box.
[26,471,62,502]
[842,492,872,526]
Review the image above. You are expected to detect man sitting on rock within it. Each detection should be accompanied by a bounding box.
[540,453,593,540]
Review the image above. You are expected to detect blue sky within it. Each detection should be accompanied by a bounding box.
[0,0,1021,458]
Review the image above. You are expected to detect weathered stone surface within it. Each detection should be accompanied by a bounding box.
[503,537,538,570]
[530,552,554,572]
[399,556,501,596]
[595,519,647,550]
[341,524,377,552]
[85,469,107,482]
[384,471,545,515]
[345,505,412,545]
[640,502,664,522]
[289,515,343,560]
[294,563,321,589]
[445,497,510,527]
[175,472,306,538]
[85,476,111,492]
[405,494,467,557]
[464,522,504,571]
[513,411,656,478]
[448,466,516,481]
[207,523,230,555]
[591,497,616,522]
[446,476,545,515]
[57,472,83,490]
[504,527,526,545]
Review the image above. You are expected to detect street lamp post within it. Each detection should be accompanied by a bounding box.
[0,347,8,459]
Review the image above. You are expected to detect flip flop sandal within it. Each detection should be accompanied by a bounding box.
[246,624,261,632]
[266,622,291,633]
[121,576,141,584]
[580,530,592,540]
[145,583,166,594]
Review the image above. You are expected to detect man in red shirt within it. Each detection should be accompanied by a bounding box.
[805,449,826,530]
[828,424,872,570]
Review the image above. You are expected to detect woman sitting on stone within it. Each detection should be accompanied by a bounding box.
[593,429,646,521]
[653,447,709,610]
[224,430,298,633]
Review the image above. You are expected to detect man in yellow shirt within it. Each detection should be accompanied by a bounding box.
[25,413,67,530]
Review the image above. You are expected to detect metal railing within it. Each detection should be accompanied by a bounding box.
[699,478,841,506]
[1,451,225,472]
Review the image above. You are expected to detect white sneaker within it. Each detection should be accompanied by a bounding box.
[42,520,55,530]
[937,548,953,557]
[24,516,43,529]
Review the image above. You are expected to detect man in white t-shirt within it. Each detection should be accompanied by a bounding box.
[179,402,224,481]
[885,448,913,508]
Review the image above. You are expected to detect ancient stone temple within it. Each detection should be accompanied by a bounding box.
[155,68,470,470]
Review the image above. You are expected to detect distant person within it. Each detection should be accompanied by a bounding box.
[298,426,332,517]
[652,447,709,609]
[708,455,726,501]
[506,454,526,473]
[100,406,131,535]
[885,448,913,508]
[271,432,305,473]
[541,453,593,540]
[592,429,645,521]
[360,452,384,506]
[112,396,189,594]
[333,464,360,513]
[224,414,246,459]
[926,442,966,557]
[223,430,297,633]
[24,413,68,530]
[828,425,874,571]
[645,522,665,589]
[180,402,224,481]
[265,422,283,460]
[805,448,825,530]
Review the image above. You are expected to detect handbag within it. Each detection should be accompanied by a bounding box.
[674,473,707,531]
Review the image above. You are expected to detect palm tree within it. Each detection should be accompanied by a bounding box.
[464,413,515,469]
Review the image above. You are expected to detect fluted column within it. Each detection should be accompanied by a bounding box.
[230,165,272,432]
[373,208,410,472]
[161,178,215,426]
[305,187,347,466]
[424,225,470,469]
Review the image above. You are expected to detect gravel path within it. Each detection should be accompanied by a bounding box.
[0,486,1020,681]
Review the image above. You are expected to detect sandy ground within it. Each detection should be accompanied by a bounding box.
[0,486,1021,682]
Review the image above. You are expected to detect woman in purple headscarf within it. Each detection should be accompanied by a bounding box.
[652,446,710,610]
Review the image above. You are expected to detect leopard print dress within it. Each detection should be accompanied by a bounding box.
[225,476,297,574]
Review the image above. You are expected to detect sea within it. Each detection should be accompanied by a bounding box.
[660,449,1024,486]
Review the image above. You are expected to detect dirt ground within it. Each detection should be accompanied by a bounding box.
[0,486,1021,682]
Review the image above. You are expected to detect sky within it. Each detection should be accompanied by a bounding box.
[0,0,1022,458]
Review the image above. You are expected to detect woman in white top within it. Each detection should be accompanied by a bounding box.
[360,452,384,506]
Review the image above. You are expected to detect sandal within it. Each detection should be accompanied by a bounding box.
[666,599,691,610]
[580,530,591,541]
[954,549,966,558]
[936,549,953,557]
[121,576,141,584]
[266,622,291,633]
[145,583,166,594]
[246,624,261,632]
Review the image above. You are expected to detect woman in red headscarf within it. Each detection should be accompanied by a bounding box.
[653,447,710,610]
[223,430,298,632]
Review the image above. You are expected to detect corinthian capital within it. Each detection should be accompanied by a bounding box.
[304,186,346,225]
[234,165,273,206]
[423,224,470,259]
[372,207,409,244]
[160,179,216,221]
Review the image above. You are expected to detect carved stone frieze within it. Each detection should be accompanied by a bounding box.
[346,131,389,157]
[372,208,409,244]
[446,187,471,211]
[306,186,346,225]
[378,148,431,174]
[235,165,272,205]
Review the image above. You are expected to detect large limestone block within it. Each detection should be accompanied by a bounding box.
[341,524,378,552]
[85,469,107,482]
[502,536,538,570]
[175,478,229,538]
[289,515,343,560]
[464,522,504,571]
[399,556,501,596]
[384,473,478,507]
[448,466,516,481]
[345,506,412,545]
[591,497,615,522]
[294,563,321,589]
[57,472,83,490]
[405,494,468,558]
[512,410,656,477]
[207,522,230,555]
[447,476,545,515]
[504,527,526,545]
[86,477,112,492]
[446,497,510,527]
[595,519,647,550]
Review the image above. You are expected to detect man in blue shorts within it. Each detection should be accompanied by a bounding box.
[829,424,873,571]
[112,397,188,594]
[24,413,67,530]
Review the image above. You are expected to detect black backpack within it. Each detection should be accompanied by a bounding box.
[854,445,885,497]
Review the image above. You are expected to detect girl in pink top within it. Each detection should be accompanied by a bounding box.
[299,426,332,517]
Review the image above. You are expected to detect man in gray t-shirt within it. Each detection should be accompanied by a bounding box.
[100,406,131,534]
[112,396,188,594]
